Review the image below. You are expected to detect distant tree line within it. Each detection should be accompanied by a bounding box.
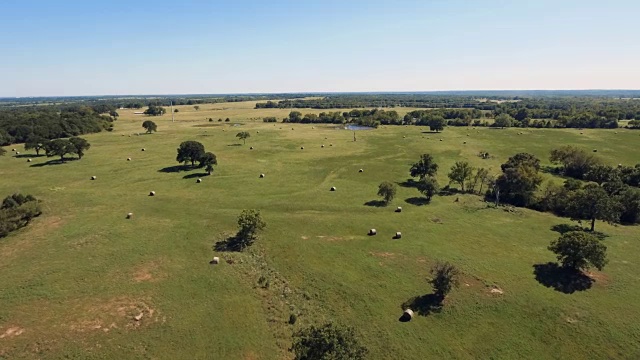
[0,105,115,146]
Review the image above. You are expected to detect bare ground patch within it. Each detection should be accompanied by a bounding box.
[0,326,25,339]
[132,260,166,283]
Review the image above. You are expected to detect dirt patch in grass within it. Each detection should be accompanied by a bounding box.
[67,297,162,333]
[317,235,356,242]
[132,260,166,283]
[587,271,611,286]
[0,326,25,339]
[369,252,396,258]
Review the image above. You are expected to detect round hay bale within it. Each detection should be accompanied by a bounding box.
[149,191,156,196]
[439,139,443,142]
[210,257,220,265]
[403,136,406,138]
[368,229,377,236]
[401,309,414,321]
[257,131,260,133]
[321,145,324,148]
[141,148,145,151]
[11,148,16,152]
[330,186,336,191]
[580,132,584,134]
[126,213,133,219]
[394,232,402,239]
[250,146,254,150]
[127,158,131,161]
[91,176,96,180]
[292,128,294,130]
[301,146,304,150]
[15,151,20,155]
[359,169,363,173]
[593,149,598,152]
[259,173,265,178]
[27,158,32,162]
[618,164,623,167]
[463,141,467,144]
[196,178,202,183]
[395,207,402,213]
[312,126,315,129]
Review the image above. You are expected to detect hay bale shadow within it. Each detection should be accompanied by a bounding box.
[158,165,191,173]
[183,173,208,179]
[226,144,242,147]
[533,262,594,294]
[364,200,386,207]
[550,224,608,240]
[400,294,443,319]
[405,197,430,206]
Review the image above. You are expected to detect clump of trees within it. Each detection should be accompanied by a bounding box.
[448,161,474,192]
[144,105,166,116]
[1,194,42,238]
[411,154,439,202]
[377,181,397,205]
[291,323,367,360]
[263,117,278,123]
[176,141,218,174]
[43,137,91,162]
[493,153,543,207]
[548,231,607,272]
[142,120,158,134]
[236,131,250,144]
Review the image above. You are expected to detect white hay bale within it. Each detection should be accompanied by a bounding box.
[403,308,414,320]
[330,143,333,147]
[211,257,220,265]
[463,141,467,144]
[321,145,324,148]
[580,132,584,134]
[91,176,96,180]
[15,151,20,155]
[403,136,406,138]
[149,191,156,196]
[395,232,402,239]
[127,158,131,161]
[259,173,265,178]
[396,207,402,213]
[369,229,377,236]
[257,131,260,133]
[250,146,254,150]
[11,148,16,152]
[141,148,145,151]
[330,186,336,191]
[618,164,623,167]
[126,213,133,219]
[27,158,32,162]
[196,178,202,183]
[439,139,443,142]
[359,169,363,173]
[593,149,597,152]
[301,146,304,150]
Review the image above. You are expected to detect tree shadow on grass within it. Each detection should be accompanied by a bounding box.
[533,262,594,294]
[29,158,77,167]
[399,294,443,321]
[405,197,431,206]
[397,179,418,188]
[158,165,192,173]
[550,224,608,240]
[364,200,386,207]
[14,153,40,159]
[183,173,208,179]
[227,144,242,147]
[213,235,244,252]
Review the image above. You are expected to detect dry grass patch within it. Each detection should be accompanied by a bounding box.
[132,260,166,283]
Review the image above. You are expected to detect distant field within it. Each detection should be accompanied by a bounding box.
[1,100,640,359]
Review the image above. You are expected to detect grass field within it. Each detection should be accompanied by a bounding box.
[1,101,640,359]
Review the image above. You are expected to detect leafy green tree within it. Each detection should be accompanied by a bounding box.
[24,136,47,156]
[235,209,266,251]
[236,131,250,145]
[618,187,640,224]
[470,167,489,194]
[69,137,90,160]
[429,261,460,299]
[566,183,622,231]
[495,153,543,207]
[494,113,513,128]
[174,109,179,113]
[417,176,439,201]
[548,231,608,271]
[144,105,166,116]
[44,139,75,162]
[550,145,601,179]
[288,111,303,122]
[291,323,367,360]
[225,118,230,122]
[176,140,205,167]
[410,154,438,179]
[109,110,119,118]
[193,105,200,111]
[585,164,617,185]
[199,152,217,173]
[377,181,397,205]
[448,161,474,192]
[428,116,446,132]
[142,120,158,134]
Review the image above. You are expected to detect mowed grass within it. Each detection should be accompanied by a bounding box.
[1,101,640,359]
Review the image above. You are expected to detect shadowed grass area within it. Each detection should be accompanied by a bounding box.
[1,100,639,359]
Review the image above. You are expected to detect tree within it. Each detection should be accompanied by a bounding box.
[548,231,607,271]
[109,110,119,118]
[470,167,489,194]
[417,176,439,201]
[585,164,617,185]
[377,181,397,205]
[618,187,640,224]
[448,161,474,192]
[144,105,166,116]
[291,323,367,360]
[24,136,47,156]
[225,118,230,122]
[44,139,74,162]
[565,183,622,231]
[194,105,200,111]
[69,137,90,160]
[236,131,250,145]
[142,120,158,134]
[199,152,217,172]
[174,109,179,113]
[494,113,513,129]
[428,116,446,132]
[176,141,205,167]
[410,154,438,179]
[550,145,601,179]
[288,111,303,122]
[235,209,266,251]
[429,261,460,299]
[495,153,543,207]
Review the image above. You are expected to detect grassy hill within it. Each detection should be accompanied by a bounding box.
[1,101,639,359]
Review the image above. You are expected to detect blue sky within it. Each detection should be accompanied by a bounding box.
[1,0,639,96]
